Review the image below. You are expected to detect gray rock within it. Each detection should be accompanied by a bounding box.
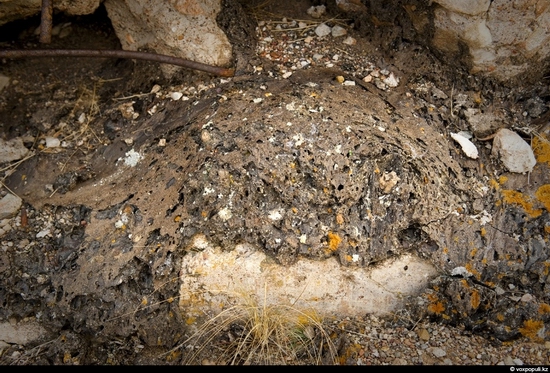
[0,137,29,164]
[0,193,22,220]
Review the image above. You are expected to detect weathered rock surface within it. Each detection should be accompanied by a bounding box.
[2,0,550,82]
[103,0,233,73]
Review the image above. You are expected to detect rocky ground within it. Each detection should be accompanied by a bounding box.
[0,0,549,365]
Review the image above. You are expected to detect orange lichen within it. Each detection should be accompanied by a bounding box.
[501,190,543,218]
[518,319,544,342]
[470,289,481,309]
[538,303,550,315]
[489,178,500,190]
[535,184,550,212]
[480,227,486,237]
[428,301,445,315]
[327,232,341,252]
[465,263,481,280]
[532,136,550,165]
[470,248,478,257]
[496,313,505,322]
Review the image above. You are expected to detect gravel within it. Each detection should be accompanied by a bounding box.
[334,315,549,365]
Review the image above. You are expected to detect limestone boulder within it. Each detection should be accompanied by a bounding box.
[430,0,550,81]
[103,0,233,73]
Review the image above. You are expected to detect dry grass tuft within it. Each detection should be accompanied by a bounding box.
[171,285,338,365]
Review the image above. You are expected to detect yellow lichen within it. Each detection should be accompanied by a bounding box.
[327,232,341,252]
[428,301,445,315]
[518,319,544,342]
[496,313,505,322]
[480,227,486,237]
[465,262,481,280]
[538,303,550,315]
[535,184,550,212]
[470,289,481,309]
[532,136,550,165]
[501,190,543,218]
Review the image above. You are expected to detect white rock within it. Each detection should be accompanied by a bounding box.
[36,229,51,238]
[383,72,400,88]
[451,266,473,277]
[343,36,357,45]
[430,347,447,357]
[180,248,438,319]
[44,136,61,148]
[170,92,183,100]
[450,132,479,159]
[307,5,326,18]
[315,23,332,37]
[331,25,347,37]
[121,149,143,167]
[491,128,536,173]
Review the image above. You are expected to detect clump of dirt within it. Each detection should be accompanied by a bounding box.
[0,0,549,365]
